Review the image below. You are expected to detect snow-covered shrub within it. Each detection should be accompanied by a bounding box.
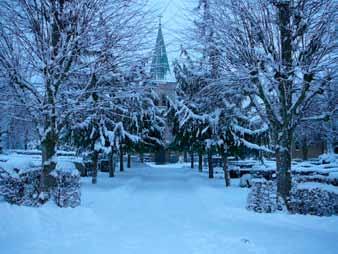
[0,166,41,206]
[0,161,81,207]
[247,178,338,216]
[295,174,338,187]
[247,179,284,213]
[0,167,10,195]
[289,182,338,216]
[0,167,24,204]
[19,168,43,206]
[52,168,81,208]
[328,173,338,187]
[239,174,252,188]
[319,154,337,165]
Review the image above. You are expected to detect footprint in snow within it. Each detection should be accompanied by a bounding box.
[241,238,251,244]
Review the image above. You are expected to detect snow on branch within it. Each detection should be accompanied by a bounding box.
[239,138,274,154]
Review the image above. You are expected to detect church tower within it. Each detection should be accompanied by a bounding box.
[150,18,171,81]
[149,18,176,103]
[151,18,177,164]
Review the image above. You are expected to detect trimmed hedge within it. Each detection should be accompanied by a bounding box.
[246,179,285,213]
[0,167,40,206]
[0,166,81,208]
[289,182,338,216]
[295,174,338,187]
[247,179,338,216]
[52,169,81,208]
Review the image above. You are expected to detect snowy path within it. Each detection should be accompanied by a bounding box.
[1,163,338,254]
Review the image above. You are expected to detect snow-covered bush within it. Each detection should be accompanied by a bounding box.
[19,169,43,206]
[247,178,338,216]
[52,168,81,208]
[239,174,252,188]
[247,179,285,213]
[0,167,24,204]
[319,154,337,164]
[328,173,338,187]
[0,162,81,207]
[295,174,338,187]
[289,182,338,216]
[0,166,41,206]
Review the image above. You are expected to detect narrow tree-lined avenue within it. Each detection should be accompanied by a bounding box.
[1,163,338,254]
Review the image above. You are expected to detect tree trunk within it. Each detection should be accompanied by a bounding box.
[24,129,28,150]
[184,151,188,163]
[198,152,203,172]
[140,152,144,163]
[326,118,335,154]
[190,151,194,169]
[301,137,308,161]
[321,141,325,154]
[40,107,58,200]
[275,2,293,206]
[208,149,214,179]
[119,146,124,172]
[221,150,230,187]
[276,130,292,205]
[109,150,115,178]
[127,153,131,168]
[40,136,57,196]
[92,150,99,184]
[39,6,65,199]
[82,161,88,177]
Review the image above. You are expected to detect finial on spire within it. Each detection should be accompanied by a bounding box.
[151,14,170,81]
[159,15,163,26]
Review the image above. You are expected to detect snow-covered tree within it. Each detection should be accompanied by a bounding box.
[172,0,223,179]
[173,47,270,186]
[171,0,272,186]
[63,60,165,183]
[320,74,338,154]
[213,0,337,202]
[0,0,153,197]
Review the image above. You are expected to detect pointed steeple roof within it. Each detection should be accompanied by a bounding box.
[150,19,170,81]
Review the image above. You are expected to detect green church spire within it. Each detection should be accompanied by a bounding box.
[150,18,170,81]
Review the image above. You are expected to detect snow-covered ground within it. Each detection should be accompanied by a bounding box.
[1,162,338,254]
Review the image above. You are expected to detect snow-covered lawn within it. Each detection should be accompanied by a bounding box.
[1,163,338,254]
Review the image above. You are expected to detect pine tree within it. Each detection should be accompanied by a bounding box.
[173,47,269,186]
[172,0,273,186]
